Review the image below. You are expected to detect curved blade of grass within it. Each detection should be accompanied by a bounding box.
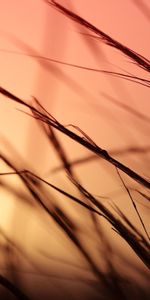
[116,168,150,241]
[47,1,150,73]
[0,165,149,270]
[1,48,150,88]
[0,275,30,300]
[0,86,150,190]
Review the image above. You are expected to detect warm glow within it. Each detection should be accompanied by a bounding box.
[0,1,150,299]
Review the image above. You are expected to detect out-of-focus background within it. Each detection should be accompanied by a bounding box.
[0,1,150,299]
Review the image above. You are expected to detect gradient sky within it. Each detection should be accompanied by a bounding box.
[0,1,150,297]
[0,0,149,154]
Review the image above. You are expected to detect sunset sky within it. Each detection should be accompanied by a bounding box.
[0,1,149,299]
[0,0,150,155]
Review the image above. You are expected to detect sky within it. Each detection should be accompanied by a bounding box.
[0,0,150,298]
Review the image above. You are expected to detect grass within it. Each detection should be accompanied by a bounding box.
[0,1,150,299]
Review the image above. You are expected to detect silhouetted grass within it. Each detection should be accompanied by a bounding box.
[0,1,150,299]
[0,86,150,189]
[46,1,150,72]
[0,274,30,300]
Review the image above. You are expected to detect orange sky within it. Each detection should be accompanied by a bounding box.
[0,0,150,155]
[0,1,150,298]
